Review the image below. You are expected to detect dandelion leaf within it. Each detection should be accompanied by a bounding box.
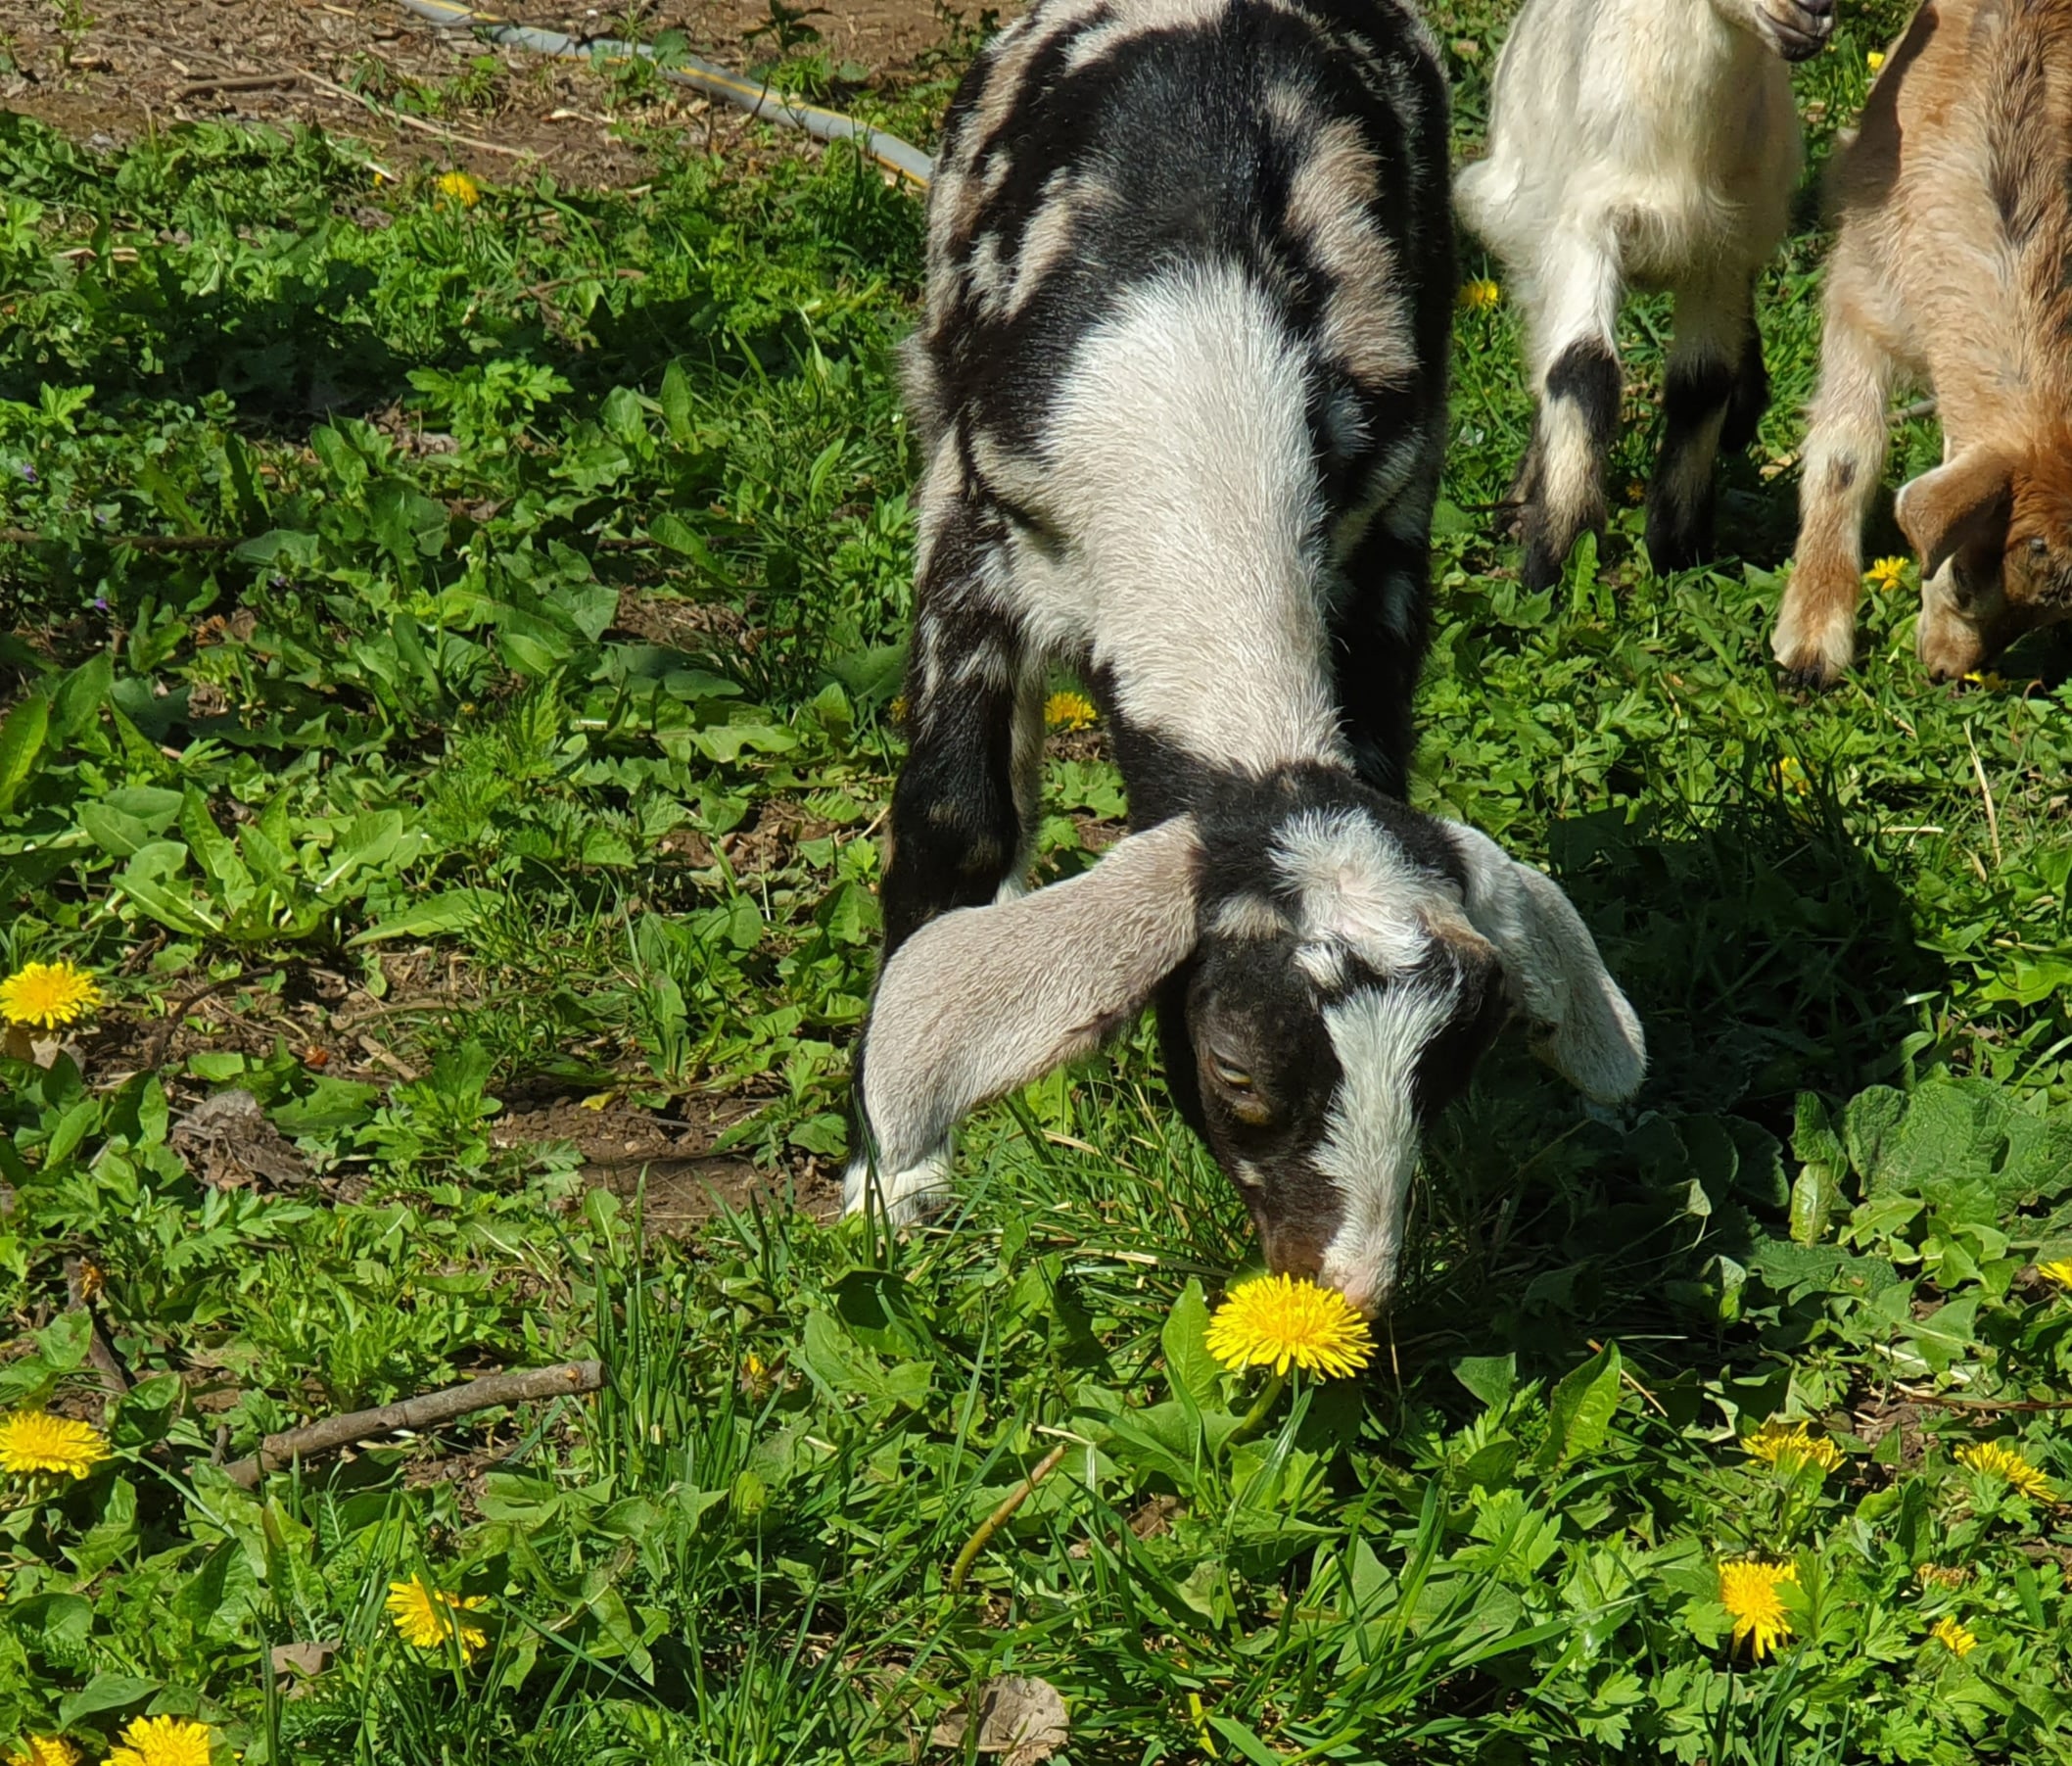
[1533,1342,1622,1473]
[1452,1353,1516,1411]
[1160,1280,1223,1408]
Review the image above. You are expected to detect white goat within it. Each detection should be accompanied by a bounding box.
[1457,0,1832,588]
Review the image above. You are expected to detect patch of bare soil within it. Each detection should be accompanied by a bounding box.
[77,957,370,1089]
[1850,1385,1927,1469]
[494,1085,844,1225]
[613,586,762,658]
[59,947,836,1231]
[671,0,985,78]
[0,0,985,187]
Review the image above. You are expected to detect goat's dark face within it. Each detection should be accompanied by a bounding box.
[1160,811,1511,1317]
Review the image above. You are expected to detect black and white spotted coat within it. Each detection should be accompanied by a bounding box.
[898,0,1454,862]
[847,0,1645,1316]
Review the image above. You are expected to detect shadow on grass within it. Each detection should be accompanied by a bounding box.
[1395,770,1937,1385]
[1562,780,1938,1123]
[0,266,872,433]
[0,109,920,431]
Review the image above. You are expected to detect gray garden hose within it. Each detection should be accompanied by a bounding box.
[395,0,936,187]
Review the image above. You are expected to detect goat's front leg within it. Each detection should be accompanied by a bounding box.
[850,501,1043,1222]
[1516,232,1624,591]
[1647,267,1760,575]
[877,525,1045,959]
[1719,284,1770,457]
[1771,292,1896,688]
[1333,452,1439,800]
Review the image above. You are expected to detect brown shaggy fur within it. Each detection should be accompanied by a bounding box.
[1772,0,2072,685]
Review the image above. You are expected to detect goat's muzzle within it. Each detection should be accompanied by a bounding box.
[1328,1274,1389,1322]
[1766,0,1834,61]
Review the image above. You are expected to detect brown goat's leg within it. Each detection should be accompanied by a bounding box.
[1773,300,1895,688]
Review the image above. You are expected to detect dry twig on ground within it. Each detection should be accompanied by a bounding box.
[222,1360,604,1488]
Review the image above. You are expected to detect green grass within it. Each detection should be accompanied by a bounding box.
[4,5,2072,1759]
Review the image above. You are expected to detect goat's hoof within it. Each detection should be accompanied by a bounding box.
[1766,0,1834,61]
[1520,543,1569,595]
[1769,600,1856,691]
[841,1153,955,1225]
[1645,505,1715,578]
[1772,651,1845,692]
[1645,537,1709,578]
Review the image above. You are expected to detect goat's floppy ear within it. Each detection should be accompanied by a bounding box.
[1896,448,2012,578]
[1438,822,1646,1102]
[858,816,1202,1169]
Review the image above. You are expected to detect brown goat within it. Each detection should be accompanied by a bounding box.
[1771,0,2072,687]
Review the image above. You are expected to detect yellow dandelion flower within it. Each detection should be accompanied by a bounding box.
[1865,555,1908,593]
[0,961,103,1030]
[1867,49,1886,71]
[1044,690,1097,732]
[7,1739,81,1766]
[1930,1614,1977,1657]
[436,170,482,208]
[1772,754,1812,797]
[386,1576,490,1663]
[1204,1273,1374,1379]
[1458,277,1502,312]
[0,1412,111,1481]
[105,1715,212,1766]
[2038,1259,2072,1289]
[1719,1558,1798,1661]
[1955,1440,2056,1503]
[1745,1417,1843,1476]
[888,693,909,725]
[1963,670,2009,691]
[739,1351,775,1400]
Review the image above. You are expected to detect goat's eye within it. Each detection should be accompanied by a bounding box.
[2031,535,2050,557]
[1207,1055,1274,1124]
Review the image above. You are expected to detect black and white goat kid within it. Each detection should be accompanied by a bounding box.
[846,0,1648,1316]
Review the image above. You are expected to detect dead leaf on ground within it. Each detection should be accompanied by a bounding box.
[271,1638,341,1694]
[930,1675,1068,1766]
[171,1087,311,1191]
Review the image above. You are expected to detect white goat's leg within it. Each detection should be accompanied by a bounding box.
[1646,266,1756,575]
[1516,231,1624,592]
[1772,292,1896,687]
[842,1130,956,1225]
[1719,279,1770,457]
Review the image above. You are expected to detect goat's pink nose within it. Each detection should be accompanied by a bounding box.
[1324,1269,1388,1320]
